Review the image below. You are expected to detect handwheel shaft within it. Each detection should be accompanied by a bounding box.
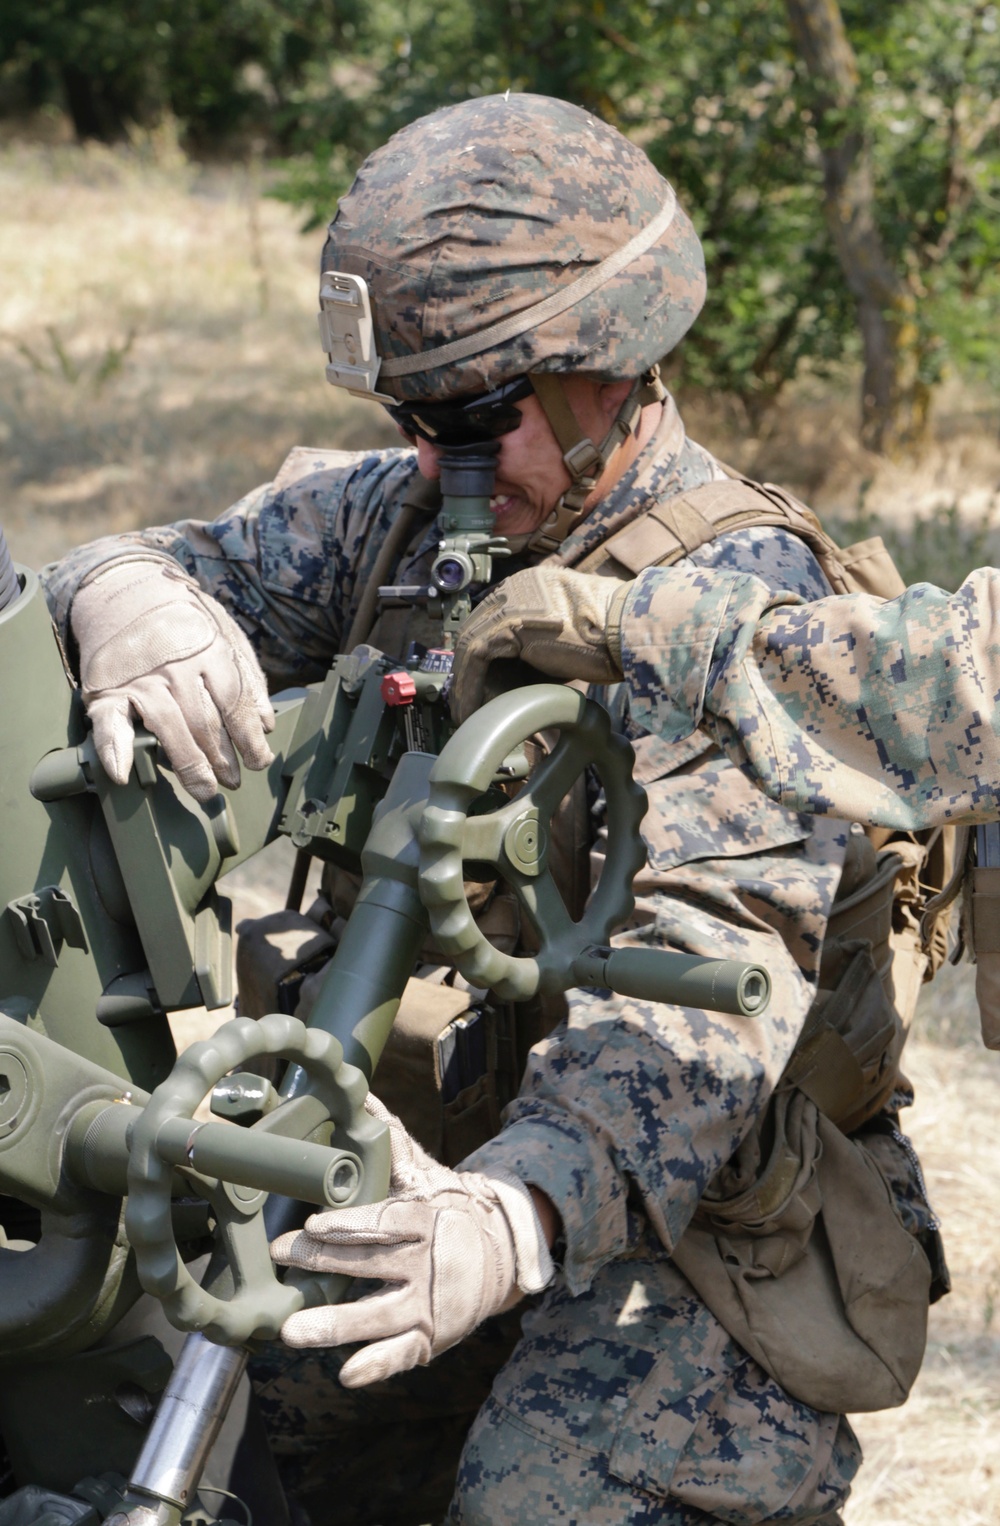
[67,1099,363,1208]
[155,1117,361,1207]
[572,946,771,1017]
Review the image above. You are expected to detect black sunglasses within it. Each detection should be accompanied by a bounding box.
[385,375,534,448]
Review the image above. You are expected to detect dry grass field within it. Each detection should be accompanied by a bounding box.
[4,134,1000,1525]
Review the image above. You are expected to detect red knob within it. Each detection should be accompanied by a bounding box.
[381,671,417,706]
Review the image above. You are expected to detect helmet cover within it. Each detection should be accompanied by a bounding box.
[322,93,705,402]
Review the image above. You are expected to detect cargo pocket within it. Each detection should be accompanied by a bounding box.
[442,1071,503,1167]
[636,751,812,877]
[608,1332,848,1525]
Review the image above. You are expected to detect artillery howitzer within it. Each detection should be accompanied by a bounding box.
[0,447,771,1525]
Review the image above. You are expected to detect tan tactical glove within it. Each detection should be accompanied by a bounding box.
[272,1097,554,1387]
[71,555,275,802]
[450,565,631,724]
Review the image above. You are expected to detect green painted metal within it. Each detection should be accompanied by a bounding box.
[570,947,772,1017]
[120,1012,388,1346]
[0,566,169,1087]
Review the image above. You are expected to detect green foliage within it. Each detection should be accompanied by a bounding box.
[843,0,1000,392]
[273,0,861,416]
[0,0,344,145]
[270,0,998,422]
[4,0,997,423]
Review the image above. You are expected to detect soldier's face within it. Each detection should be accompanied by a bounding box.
[413,378,648,537]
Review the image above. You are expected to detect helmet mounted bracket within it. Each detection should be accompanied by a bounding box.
[319,271,396,403]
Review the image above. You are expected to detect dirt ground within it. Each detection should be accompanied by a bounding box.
[4,136,1000,1524]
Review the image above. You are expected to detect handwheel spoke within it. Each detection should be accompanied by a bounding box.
[526,735,588,817]
[127,1012,384,1345]
[218,1208,271,1298]
[419,685,647,1004]
[461,810,513,864]
[512,872,576,948]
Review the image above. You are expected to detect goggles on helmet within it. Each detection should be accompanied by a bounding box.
[384,375,534,448]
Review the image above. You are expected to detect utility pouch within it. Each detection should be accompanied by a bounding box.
[778,830,907,1136]
[672,1088,932,1414]
[783,942,902,1134]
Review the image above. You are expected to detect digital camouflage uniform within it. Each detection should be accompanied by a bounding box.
[617,561,1000,831]
[42,392,940,1526]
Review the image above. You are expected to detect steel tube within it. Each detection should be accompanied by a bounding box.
[126,1334,248,1510]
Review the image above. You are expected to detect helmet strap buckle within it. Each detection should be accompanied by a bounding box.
[562,438,603,480]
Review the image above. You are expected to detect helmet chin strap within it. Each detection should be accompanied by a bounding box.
[526,367,668,554]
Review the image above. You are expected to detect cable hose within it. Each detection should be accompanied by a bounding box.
[0,524,21,613]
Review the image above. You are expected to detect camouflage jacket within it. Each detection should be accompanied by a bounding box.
[616,560,1000,830]
[43,400,868,1296]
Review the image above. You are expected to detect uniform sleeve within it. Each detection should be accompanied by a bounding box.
[619,562,1000,828]
[41,445,424,690]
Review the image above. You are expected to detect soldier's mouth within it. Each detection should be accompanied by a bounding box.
[489,494,519,518]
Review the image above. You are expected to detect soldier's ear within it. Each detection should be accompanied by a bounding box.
[596,379,634,423]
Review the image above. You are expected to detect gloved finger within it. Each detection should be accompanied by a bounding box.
[287,1282,424,1352]
[338,1329,429,1387]
[87,692,138,786]
[363,1093,393,1125]
[168,667,245,791]
[126,680,226,802]
[273,1196,427,1258]
[355,1093,431,1187]
[191,631,273,775]
[448,645,490,727]
[227,617,277,734]
[450,604,516,725]
[271,1230,423,1284]
[279,1308,429,1385]
[210,672,276,775]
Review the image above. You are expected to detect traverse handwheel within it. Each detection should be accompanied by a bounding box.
[418,685,648,1000]
[126,1013,389,1345]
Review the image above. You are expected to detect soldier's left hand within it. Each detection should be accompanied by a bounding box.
[450,565,631,724]
[271,1097,553,1386]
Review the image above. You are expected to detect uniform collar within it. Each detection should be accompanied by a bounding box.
[547,395,721,568]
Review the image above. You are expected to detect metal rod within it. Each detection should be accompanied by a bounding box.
[125,1334,248,1512]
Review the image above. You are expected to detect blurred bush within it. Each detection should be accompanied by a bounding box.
[0,0,347,148]
[1,0,996,442]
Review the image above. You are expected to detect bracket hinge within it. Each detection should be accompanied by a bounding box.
[6,888,89,966]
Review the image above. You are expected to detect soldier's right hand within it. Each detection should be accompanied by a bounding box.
[450,565,631,725]
[71,556,275,803]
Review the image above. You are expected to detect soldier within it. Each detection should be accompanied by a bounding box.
[47,94,951,1526]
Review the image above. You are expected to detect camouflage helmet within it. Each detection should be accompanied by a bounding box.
[320,93,705,405]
